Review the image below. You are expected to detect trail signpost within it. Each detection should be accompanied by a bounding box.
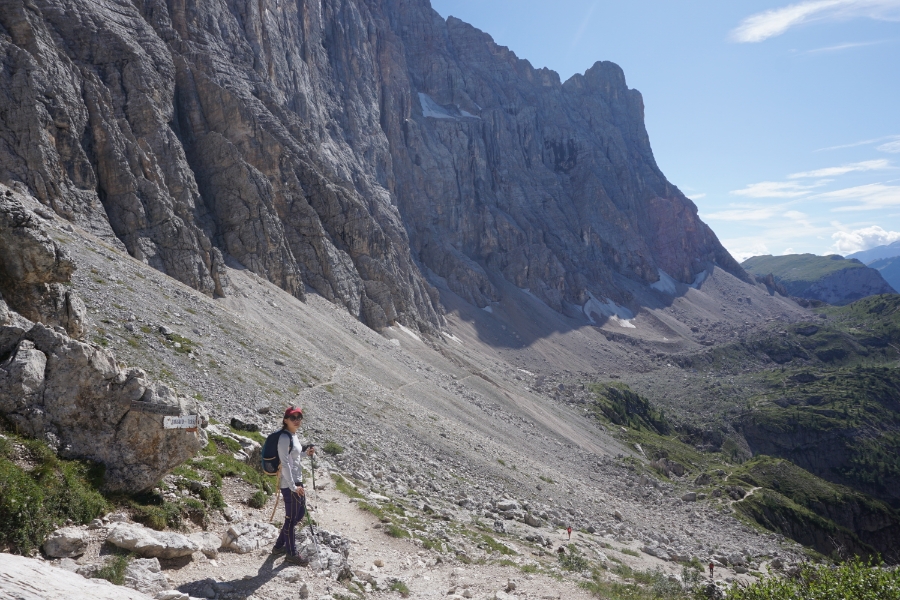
[163,415,199,431]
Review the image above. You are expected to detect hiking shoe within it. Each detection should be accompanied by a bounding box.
[271,545,286,555]
[284,554,309,566]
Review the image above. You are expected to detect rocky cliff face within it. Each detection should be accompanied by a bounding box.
[0,186,206,492]
[0,0,746,330]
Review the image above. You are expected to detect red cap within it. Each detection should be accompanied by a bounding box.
[283,406,303,419]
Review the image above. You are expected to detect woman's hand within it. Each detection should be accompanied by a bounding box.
[295,485,305,496]
[306,446,315,456]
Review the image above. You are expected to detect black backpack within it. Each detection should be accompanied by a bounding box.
[261,429,293,475]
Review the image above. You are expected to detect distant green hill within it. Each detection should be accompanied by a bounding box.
[742,253,894,305]
[640,295,900,562]
[870,256,900,294]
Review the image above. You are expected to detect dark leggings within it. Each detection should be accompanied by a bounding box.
[274,487,306,555]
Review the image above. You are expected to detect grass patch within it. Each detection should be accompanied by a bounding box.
[388,580,410,597]
[332,474,365,499]
[0,433,108,553]
[558,544,589,571]
[323,441,344,456]
[248,490,268,509]
[539,475,555,484]
[228,426,265,445]
[385,524,410,539]
[620,547,640,557]
[93,554,130,586]
[480,533,516,555]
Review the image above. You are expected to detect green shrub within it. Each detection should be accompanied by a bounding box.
[558,544,589,571]
[0,438,108,553]
[199,485,226,509]
[323,441,344,456]
[248,490,268,509]
[724,558,900,600]
[389,580,410,597]
[93,554,130,586]
[131,500,183,531]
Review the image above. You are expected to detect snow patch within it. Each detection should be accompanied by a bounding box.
[650,269,679,295]
[418,93,456,120]
[418,93,481,121]
[517,368,534,376]
[396,323,422,342]
[582,292,634,325]
[610,316,636,329]
[690,270,709,289]
[442,332,463,344]
[481,305,493,313]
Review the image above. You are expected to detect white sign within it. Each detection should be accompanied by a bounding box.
[163,415,199,430]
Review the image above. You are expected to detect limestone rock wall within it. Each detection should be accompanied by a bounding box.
[0,188,205,492]
[0,0,747,329]
[0,188,85,337]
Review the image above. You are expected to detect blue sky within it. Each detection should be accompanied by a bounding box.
[429,0,900,261]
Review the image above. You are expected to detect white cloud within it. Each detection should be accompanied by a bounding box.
[570,1,599,50]
[689,193,707,200]
[782,247,796,254]
[816,134,900,152]
[731,0,900,43]
[730,180,823,198]
[704,206,781,221]
[878,140,900,153]
[805,40,888,52]
[820,183,900,210]
[831,225,900,253]
[788,159,892,178]
[729,242,770,262]
[783,210,808,219]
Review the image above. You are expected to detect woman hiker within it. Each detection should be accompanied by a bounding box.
[272,406,315,564]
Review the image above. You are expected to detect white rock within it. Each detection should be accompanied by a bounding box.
[188,532,222,558]
[124,558,171,595]
[43,527,88,558]
[107,522,200,559]
[0,553,152,599]
[222,521,279,554]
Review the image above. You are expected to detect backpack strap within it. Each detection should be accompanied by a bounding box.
[280,429,294,454]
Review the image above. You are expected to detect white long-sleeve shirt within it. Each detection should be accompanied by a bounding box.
[277,431,305,490]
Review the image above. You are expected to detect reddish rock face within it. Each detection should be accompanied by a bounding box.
[0,0,747,330]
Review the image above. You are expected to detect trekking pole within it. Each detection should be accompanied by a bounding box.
[304,450,322,570]
[268,466,282,524]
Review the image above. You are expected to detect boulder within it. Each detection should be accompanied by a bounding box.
[188,532,222,559]
[681,492,698,502]
[297,527,351,580]
[0,553,152,599]
[123,558,171,596]
[106,523,200,559]
[221,521,279,554]
[42,527,88,558]
[495,499,520,512]
[0,323,207,493]
[523,513,542,528]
